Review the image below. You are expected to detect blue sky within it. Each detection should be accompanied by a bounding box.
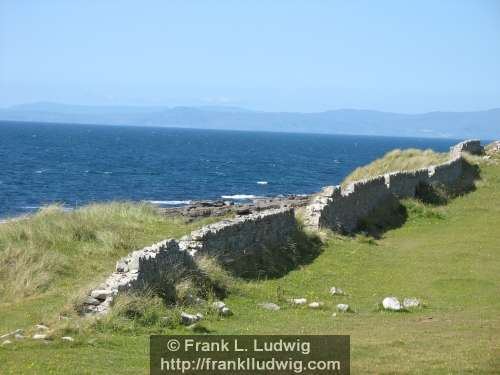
[0,0,499,113]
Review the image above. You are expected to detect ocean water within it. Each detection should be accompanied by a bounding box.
[0,121,459,218]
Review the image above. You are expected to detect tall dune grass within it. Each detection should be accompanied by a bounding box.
[343,148,450,186]
[0,202,213,303]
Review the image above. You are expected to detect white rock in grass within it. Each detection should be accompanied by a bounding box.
[329,287,345,296]
[14,334,25,340]
[220,307,233,317]
[1,340,12,346]
[180,312,203,325]
[61,336,75,342]
[1,329,23,339]
[258,303,280,311]
[382,297,402,311]
[336,304,350,312]
[290,298,307,305]
[403,298,421,309]
[32,334,47,340]
[308,302,322,309]
[35,324,49,331]
[212,301,226,310]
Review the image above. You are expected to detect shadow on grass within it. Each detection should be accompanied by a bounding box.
[358,197,408,239]
[227,223,324,280]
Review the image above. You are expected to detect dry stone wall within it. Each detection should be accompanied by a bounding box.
[178,208,296,275]
[385,168,430,198]
[312,176,396,233]
[83,208,296,315]
[83,140,481,315]
[450,139,483,157]
[304,143,477,233]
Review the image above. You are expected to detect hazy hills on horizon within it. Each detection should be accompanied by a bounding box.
[0,102,499,140]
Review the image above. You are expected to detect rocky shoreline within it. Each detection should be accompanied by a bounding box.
[157,194,311,220]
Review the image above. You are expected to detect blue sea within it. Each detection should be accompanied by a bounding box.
[0,121,459,218]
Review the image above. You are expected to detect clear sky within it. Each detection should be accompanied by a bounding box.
[1,0,499,113]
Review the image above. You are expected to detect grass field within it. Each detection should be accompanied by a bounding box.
[1,154,499,374]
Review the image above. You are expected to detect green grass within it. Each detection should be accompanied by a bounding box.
[0,202,221,333]
[343,148,450,186]
[1,159,500,374]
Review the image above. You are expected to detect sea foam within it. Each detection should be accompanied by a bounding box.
[221,194,260,200]
[147,200,192,205]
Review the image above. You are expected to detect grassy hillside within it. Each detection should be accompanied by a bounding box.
[343,148,450,186]
[1,155,499,374]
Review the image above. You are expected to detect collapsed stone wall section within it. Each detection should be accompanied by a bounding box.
[82,239,192,314]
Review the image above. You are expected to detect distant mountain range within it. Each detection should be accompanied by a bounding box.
[1,102,499,139]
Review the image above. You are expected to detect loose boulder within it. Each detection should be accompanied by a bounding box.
[212,301,226,310]
[220,307,233,317]
[403,298,421,309]
[382,297,402,311]
[258,303,280,311]
[308,302,323,309]
[329,287,346,296]
[336,303,350,312]
[180,312,203,325]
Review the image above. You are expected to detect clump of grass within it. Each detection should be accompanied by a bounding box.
[94,292,178,333]
[194,255,236,298]
[343,148,450,186]
[484,141,500,158]
[402,199,446,221]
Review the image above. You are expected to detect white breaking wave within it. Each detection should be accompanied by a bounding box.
[221,194,260,200]
[256,181,268,185]
[35,169,48,174]
[147,200,192,205]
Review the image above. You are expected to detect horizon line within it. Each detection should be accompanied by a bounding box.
[2,101,500,116]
